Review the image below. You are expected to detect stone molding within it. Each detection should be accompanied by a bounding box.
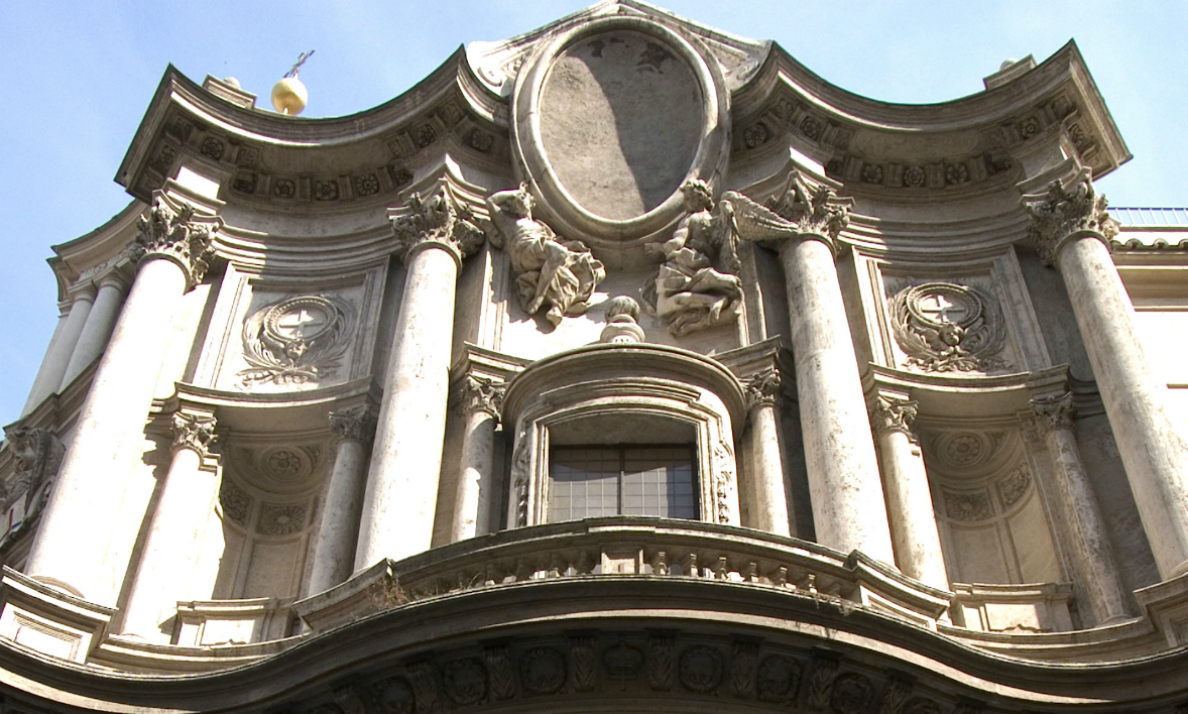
[870,396,919,442]
[130,192,223,289]
[1022,168,1119,265]
[329,405,377,447]
[1030,391,1075,435]
[390,179,485,267]
[171,411,217,457]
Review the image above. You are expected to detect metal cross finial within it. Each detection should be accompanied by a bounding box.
[285,50,315,78]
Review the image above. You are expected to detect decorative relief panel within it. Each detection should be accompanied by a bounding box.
[890,282,1010,373]
[239,294,355,387]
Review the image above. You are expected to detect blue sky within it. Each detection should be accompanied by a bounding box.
[0,1,1184,425]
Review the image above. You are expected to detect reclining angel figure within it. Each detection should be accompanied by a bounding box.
[487,185,606,328]
[641,179,802,337]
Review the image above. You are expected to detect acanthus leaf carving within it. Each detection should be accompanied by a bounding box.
[171,411,217,457]
[330,405,377,446]
[239,294,355,388]
[890,282,1009,374]
[1031,391,1075,435]
[131,194,222,288]
[392,181,486,264]
[487,184,605,328]
[744,367,781,411]
[1022,169,1119,265]
[460,375,505,419]
[871,396,918,442]
[765,170,852,244]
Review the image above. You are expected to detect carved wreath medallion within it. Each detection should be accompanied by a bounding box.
[239,294,355,387]
[890,282,1008,373]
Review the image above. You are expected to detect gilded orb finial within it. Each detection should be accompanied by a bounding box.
[271,50,315,116]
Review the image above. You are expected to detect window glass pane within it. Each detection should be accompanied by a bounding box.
[624,447,697,519]
[549,448,620,521]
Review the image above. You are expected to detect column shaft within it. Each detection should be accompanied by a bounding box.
[1034,394,1130,624]
[121,413,217,639]
[22,291,91,415]
[872,399,949,589]
[59,276,126,389]
[355,245,459,568]
[452,409,498,542]
[747,403,792,537]
[1059,236,1188,578]
[25,258,189,603]
[780,238,895,562]
[309,408,373,595]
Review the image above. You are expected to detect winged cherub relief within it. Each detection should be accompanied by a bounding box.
[487,184,606,328]
[641,179,807,337]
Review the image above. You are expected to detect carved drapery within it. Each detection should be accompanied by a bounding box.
[131,194,222,288]
[1022,170,1118,265]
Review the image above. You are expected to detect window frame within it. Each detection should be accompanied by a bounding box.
[547,443,700,522]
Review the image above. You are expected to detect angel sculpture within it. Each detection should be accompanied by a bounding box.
[486,185,606,328]
[641,179,802,336]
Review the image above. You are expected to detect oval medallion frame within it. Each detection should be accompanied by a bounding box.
[512,16,730,252]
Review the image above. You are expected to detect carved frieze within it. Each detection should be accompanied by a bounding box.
[257,502,306,535]
[1022,171,1119,265]
[219,479,252,526]
[942,489,994,522]
[997,466,1032,507]
[239,294,355,387]
[679,645,724,693]
[756,654,802,703]
[890,282,1009,373]
[131,194,222,288]
[487,184,605,328]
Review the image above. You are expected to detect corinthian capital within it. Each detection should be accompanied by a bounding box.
[1031,392,1075,435]
[172,411,217,456]
[1022,168,1119,265]
[871,396,918,441]
[329,405,377,446]
[460,375,505,418]
[132,193,223,289]
[744,367,781,411]
[390,179,486,266]
[766,170,853,245]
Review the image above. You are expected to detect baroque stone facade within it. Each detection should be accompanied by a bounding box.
[3,3,1188,712]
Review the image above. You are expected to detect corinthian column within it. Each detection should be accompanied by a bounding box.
[755,173,895,563]
[22,286,94,415]
[451,375,505,542]
[121,410,218,639]
[308,406,375,595]
[1023,169,1188,579]
[354,180,486,569]
[59,271,129,389]
[1031,392,1129,624]
[25,190,222,604]
[870,394,949,589]
[742,368,792,537]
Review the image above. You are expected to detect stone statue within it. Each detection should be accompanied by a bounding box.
[0,426,65,536]
[486,184,606,328]
[640,180,744,336]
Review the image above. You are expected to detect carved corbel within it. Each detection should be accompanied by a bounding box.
[1021,167,1119,265]
[390,179,486,267]
[171,411,217,457]
[131,192,224,289]
[329,405,377,447]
